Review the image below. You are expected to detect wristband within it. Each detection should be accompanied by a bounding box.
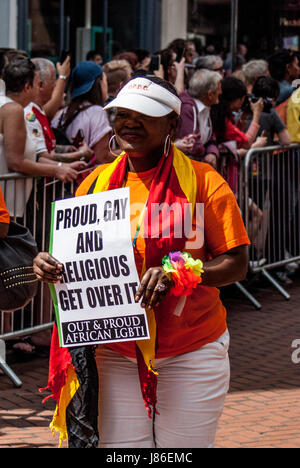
[59,75,67,80]
[162,251,204,297]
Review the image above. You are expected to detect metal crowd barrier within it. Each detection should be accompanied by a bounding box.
[219,143,300,309]
[0,172,81,386]
[242,143,300,305]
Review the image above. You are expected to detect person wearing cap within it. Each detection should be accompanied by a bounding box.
[25,58,94,165]
[35,75,250,448]
[52,61,113,165]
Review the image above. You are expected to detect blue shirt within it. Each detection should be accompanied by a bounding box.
[277,80,294,105]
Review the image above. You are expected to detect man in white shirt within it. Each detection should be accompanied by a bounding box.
[194,98,213,146]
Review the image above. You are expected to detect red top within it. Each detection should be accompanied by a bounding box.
[0,187,9,224]
[32,105,56,153]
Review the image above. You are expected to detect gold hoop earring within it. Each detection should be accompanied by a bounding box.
[164,135,171,157]
[109,135,121,158]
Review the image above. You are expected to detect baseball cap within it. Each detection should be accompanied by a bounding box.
[71,61,103,100]
[104,77,181,117]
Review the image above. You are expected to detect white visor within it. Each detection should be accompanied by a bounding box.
[104,77,181,117]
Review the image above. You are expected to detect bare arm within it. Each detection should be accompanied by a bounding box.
[278,128,291,146]
[38,142,94,164]
[3,103,78,182]
[44,57,71,121]
[201,245,249,287]
[174,58,186,95]
[134,245,249,309]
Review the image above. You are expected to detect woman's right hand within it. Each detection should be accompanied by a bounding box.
[33,253,63,284]
[78,142,95,162]
[55,164,78,182]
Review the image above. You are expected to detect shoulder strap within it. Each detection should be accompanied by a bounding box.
[60,104,94,130]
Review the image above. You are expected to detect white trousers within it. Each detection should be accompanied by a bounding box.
[95,330,230,448]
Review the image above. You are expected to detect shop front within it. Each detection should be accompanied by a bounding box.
[16,0,162,64]
[187,0,300,62]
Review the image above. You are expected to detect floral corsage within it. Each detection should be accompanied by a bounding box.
[162,251,204,297]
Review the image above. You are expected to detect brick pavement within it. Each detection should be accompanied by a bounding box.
[0,273,300,448]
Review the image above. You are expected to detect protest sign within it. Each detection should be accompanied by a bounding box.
[49,187,149,348]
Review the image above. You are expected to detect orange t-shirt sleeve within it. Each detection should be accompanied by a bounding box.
[204,180,250,256]
[0,188,9,224]
[191,161,250,257]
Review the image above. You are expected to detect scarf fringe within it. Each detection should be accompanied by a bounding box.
[39,363,75,413]
[50,412,69,448]
[142,365,160,418]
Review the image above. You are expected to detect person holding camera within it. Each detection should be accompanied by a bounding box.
[244,76,291,147]
[211,76,267,155]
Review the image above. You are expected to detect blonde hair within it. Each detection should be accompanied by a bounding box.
[104,60,132,96]
[232,69,246,84]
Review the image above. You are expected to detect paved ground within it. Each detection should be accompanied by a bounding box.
[1,271,300,448]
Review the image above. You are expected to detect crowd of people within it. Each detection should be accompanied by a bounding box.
[0,43,299,199]
[0,39,300,448]
[0,41,299,269]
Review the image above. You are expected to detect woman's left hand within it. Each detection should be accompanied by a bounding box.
[135,267,173,309]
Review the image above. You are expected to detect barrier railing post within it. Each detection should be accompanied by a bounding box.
[0,168,96,386]
[243,144,300,302]
[0,338,22,388]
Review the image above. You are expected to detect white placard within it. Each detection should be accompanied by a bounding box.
[49,188,149,348]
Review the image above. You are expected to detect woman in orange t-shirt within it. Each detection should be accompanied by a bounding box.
[34,76,250,449]
[0,186,9,238]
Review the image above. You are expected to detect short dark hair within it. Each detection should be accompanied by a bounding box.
[3,58,35,94]
[86,50,102,61]
[5,49,29,62]
[131,48,150,63]
[268,49,297,81]
[221,76,247,101]
[252,76,280,101]
[211,77,247,137]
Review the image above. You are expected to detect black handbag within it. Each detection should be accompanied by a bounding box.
[0,221,39,312]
